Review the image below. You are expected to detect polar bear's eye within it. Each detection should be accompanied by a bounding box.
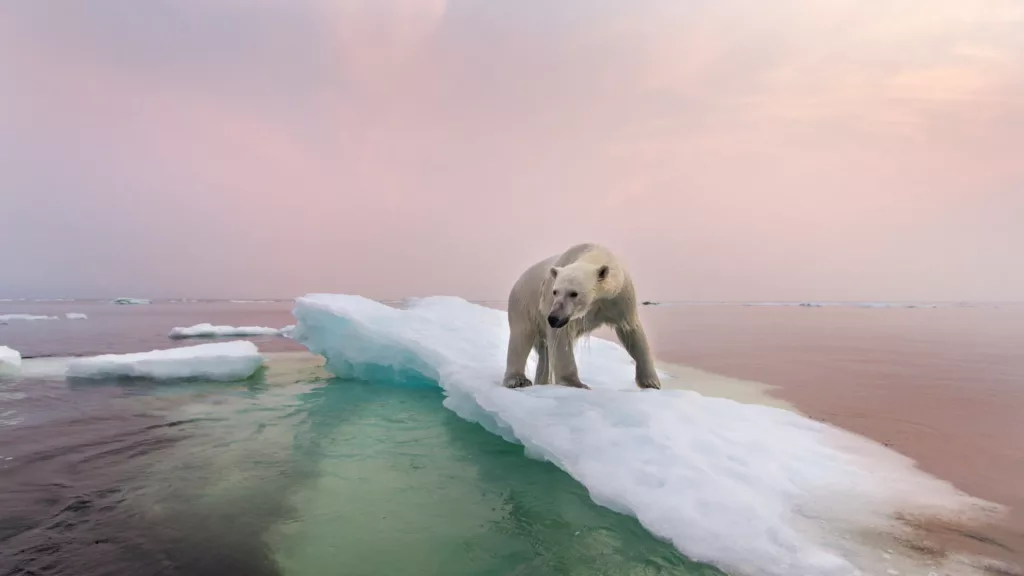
[552,290,559,296]
[568,291,578,298]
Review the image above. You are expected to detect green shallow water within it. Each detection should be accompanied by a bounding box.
[159,354,722,576]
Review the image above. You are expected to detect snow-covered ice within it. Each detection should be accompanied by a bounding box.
[65,312,88,320]
[112,297,151,305]
[0,314,59,321]
[0,346,21,376]
[168,323,287,339]
[66,341,264,381]
[291,294,1004,576]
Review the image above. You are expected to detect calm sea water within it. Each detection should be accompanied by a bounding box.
[1,299,1021,574]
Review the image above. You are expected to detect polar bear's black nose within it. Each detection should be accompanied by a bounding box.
[547,315,567,329]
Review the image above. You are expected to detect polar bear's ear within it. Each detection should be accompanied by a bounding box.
[549,266,560,279]
[597,265,610,281]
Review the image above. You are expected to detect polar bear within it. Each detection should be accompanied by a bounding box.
[502,243,661,390]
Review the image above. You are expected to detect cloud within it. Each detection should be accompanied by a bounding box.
[2,0,1023,300]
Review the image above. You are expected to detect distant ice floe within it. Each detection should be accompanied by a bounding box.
[229,299,276,304]
[65,312,88,320]
[66,341,264,381]
[0,314,60,321]
[112,297,151,305]
[168,323,289,339]
[292,293,1005,576]
[0,346,21,376]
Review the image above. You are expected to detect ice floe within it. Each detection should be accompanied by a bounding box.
[112,297,151,305]
[66,341,264,381]
[0,346,21,376]
[0,314,59,321]
[291,294,1004,576]
[168,323,287,339]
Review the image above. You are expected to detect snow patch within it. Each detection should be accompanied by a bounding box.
[66,341,264,381]
[168,323,287,339]
[291,294,1004,576]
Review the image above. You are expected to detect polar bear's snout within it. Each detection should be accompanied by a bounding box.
[547,314,569,329]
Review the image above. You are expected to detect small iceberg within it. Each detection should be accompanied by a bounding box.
[66,341,264,381]
[0,346,21,376]
[168,323,286,339]
[291,294,1003,576]
[65,312,88,320]
[112,297,151,305]
[0,314,59,321]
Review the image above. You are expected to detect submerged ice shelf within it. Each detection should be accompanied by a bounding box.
[291,293,1004,576]
[66,341,265,381]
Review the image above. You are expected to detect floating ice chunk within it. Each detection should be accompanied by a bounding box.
[0,346,21,376]
[291,294,1003,576]
[65,312,88,320]
[0,314,59,321]
[278,324,296,338]
[168,323,286,339]
[112,297,151,305]
[66,341,264,381]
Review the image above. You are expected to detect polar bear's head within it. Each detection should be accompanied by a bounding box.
[544,263,611,329]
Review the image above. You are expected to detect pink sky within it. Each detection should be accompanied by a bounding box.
[2,0,1023,301]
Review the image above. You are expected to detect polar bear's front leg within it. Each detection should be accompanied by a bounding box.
[503,321,535,389]
[534,340,551,385]
[547,328,590,390]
